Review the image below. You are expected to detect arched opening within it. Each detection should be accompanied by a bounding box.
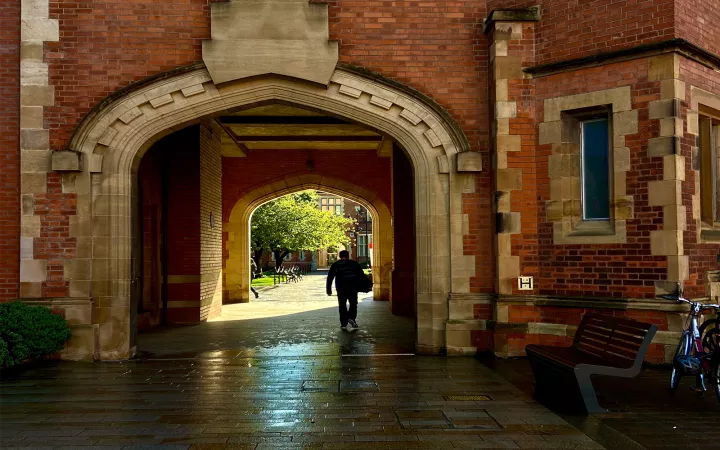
[225,175,395,307]
[132,108,418,355]
[66,67,473,359]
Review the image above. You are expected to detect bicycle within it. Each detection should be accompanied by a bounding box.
[660,292,720,402]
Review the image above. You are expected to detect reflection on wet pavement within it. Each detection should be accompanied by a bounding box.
[0,356,601,449]
[0,273,603,449]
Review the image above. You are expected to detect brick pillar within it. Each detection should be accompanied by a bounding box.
[165,128,201,324]
[199,125,223,321]
[485,8,539,356]
[162,125,223,324]
[0,0,19,301]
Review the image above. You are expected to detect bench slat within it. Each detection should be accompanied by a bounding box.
[573,313,656,365]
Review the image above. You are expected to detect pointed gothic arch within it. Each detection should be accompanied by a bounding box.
[64,65,476,359]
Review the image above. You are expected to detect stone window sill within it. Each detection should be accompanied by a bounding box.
[567,220,614,236]
[700,227,720,243]
[553,219,626,244]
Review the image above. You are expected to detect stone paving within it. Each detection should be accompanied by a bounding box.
[0,273,613,448]
[138,273,416,358]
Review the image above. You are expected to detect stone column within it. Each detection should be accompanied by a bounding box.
[19,0,58,297]
[647,54,687,296]
[485,8,539,298]
[484,9,539,355]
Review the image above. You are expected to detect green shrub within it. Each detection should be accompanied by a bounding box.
[0,301,71,368]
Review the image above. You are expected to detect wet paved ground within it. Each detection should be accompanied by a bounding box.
[0,273,600,449]
[1,273,714,449]
[137,273,416,358]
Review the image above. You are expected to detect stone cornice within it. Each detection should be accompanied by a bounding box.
[482,6,541,34]
[526,38,720,77]
[494,294,688,312]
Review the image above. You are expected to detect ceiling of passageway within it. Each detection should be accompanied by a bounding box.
[210,105,391,157]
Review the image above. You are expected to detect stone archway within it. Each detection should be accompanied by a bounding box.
[225,174,393,305]
[62,65,476,359]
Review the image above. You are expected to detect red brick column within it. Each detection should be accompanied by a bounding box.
[0,0,20,301]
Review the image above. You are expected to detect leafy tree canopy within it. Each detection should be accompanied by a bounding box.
[251,190,354,266]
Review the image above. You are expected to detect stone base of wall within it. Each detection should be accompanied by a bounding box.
[22,297,96,361]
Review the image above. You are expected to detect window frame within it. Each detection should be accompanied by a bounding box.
[580,117,612,222]
[698,108,720,230]
[563,106,617,238]
[358,235,368,257]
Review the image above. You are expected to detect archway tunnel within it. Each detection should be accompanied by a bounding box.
[133,103,417,353]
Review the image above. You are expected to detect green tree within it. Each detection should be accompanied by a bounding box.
[251,190,354,269]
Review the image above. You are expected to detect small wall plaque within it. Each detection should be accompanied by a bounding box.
[518,276,533,291]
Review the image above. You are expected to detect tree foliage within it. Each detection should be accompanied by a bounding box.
[251,190,354,267]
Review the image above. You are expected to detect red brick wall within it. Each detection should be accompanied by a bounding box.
[165,130,202,323]
[323,1,496,294]
[38,0,495,296]
[676,0,720,57]
[0,0,20,301]
[325,1,490,153]
[488,0,675,66]
[535,59,664,299]
[500,305,670,362]
[33,174,77,297]
[680,59,720,298]
[45,0,211,149]
[222,149,391,221]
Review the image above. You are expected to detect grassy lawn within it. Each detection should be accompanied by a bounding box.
[251,277,276,287]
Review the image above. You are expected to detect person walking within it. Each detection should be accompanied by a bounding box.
[250,257,260,299]
[326,249,365,331]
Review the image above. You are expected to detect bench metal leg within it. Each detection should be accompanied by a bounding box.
[575,369,608,414]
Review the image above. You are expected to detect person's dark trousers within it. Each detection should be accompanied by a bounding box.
[337,289,358,326]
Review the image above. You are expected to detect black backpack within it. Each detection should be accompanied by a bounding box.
[357,273,373,293]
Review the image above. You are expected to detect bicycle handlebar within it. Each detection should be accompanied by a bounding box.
[658,294,720,310]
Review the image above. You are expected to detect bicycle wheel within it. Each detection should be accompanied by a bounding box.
[699,318,720,343]
[670,332,691,393]
[702,328,720,354]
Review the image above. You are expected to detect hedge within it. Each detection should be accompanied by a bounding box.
[0,301,71,368]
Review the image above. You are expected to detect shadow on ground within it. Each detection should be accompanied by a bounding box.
[484,357,720,449]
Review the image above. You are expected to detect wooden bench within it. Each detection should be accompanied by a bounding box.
[525,313,658,413]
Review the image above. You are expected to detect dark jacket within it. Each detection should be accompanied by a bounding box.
[326,259,364,293]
